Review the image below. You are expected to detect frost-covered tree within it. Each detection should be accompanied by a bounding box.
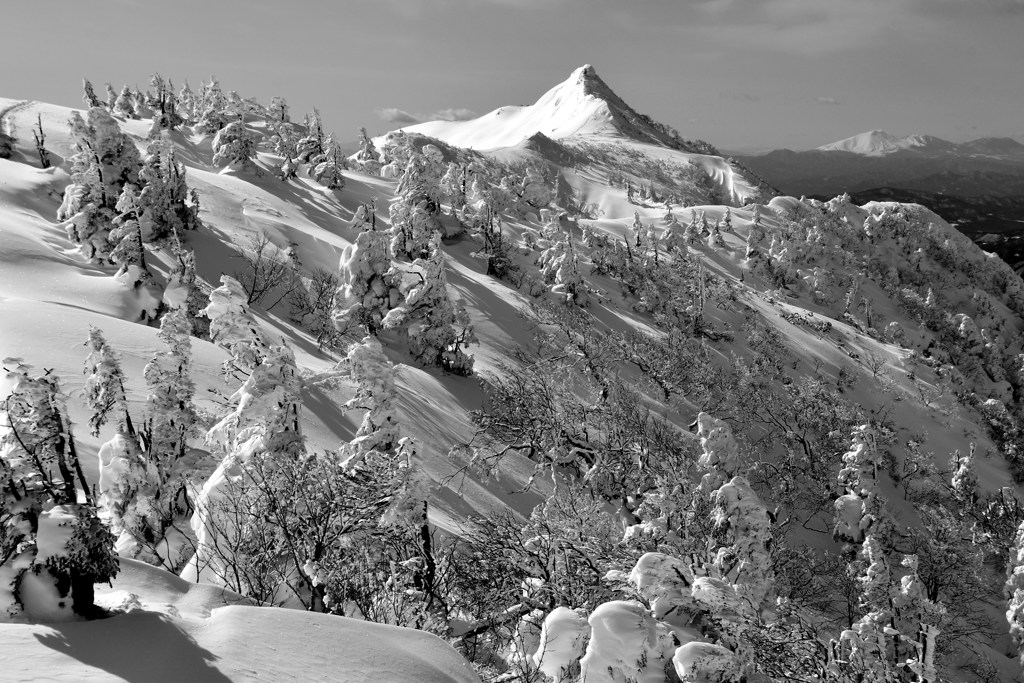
[203,275,269,374]
[58,107,143,261]
[382,234,475,374]
[389,149,444,259]
[82,79,103,109]
[212,121,258,171]
[109,184,152,291]
[337,337,400,468]
[112,85,136,118]
[295,108,325,163]
[334,217,399,336]
[439,162,467,217]
[353,126,381,175]
[538,234,588,306]
[138,140,202,240]
[164,246,210,338]
[195,76,229,134]
[122,308,201,567]
[309,135,346,190]
[1007,519,1024,665]
[0,362,116,620]
[84,329,149,543]
[188,345,305,588]
[147,73,181,132]
[268,95,289,124]
[834,425,885,544]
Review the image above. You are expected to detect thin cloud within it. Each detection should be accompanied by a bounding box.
[374,107,478,124]
[375,108,420,124]
[816,96,841,105]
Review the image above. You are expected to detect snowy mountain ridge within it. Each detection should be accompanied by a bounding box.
[1,72,1024,682]
[818,129,1024,158]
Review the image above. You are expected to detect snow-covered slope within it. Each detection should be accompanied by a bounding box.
[3,76,1024,681]
[0,558,479,682]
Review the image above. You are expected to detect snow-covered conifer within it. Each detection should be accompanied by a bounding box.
[709,475,774,612]
[695,412,741,492]
[439,162,467,217]
[295,108,325,163]
[203,275,269,373]
[112,85,136,118]
[834,425,884,543]
[382,234,475,374]
[309,135,346,189]
[354,126,381,175]
[1007,520,1024,664]
[334,219,399,336]
[337,337,399,468]
[538,234,588,306]
[708,218,725,248]
[389,150,444,259]
[195,76,229,133]
[164,246,209,338]
[269,96,289,123]
[109,184,152,290]
[950,447,978,507]
[82,79,102,109]
[58,108,143,261]
[212,121,258,171]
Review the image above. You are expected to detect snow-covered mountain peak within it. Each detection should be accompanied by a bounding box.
[817,130,959,156]
[400,64,689,152]
[818,130,909,155]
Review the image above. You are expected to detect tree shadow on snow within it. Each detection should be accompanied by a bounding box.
[34,611,231,682]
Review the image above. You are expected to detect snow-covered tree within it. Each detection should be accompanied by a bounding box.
[439,162,467,217]
[354,126,381,175]
[337,337,400,468]
[138,140,202,240]
[0,362,117,620]
[164,245,209,338]
[334,219,399,336]
[538,234,588,306]
[389,149,444,259]
[212,121,258,171]
[382,234,475,374]
[268,96,289,124]
[195,76,229,134]
[58,107,143,261]
[82,79,103,109]
[105,307,202,568]
[112,85,136,118]
[203,275,269,374]
[109,184,152,291]
[309,135,346,190]
[1007,519,1024,665]
[834,425,885,544]
[295,108,325,163]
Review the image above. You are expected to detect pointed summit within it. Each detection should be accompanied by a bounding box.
[401,65,692,152]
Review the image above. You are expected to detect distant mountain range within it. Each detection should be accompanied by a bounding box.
[735,130,1024,273]
[817,130,1024,158]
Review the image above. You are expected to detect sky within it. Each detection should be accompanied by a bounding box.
[2,0,1022,152]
